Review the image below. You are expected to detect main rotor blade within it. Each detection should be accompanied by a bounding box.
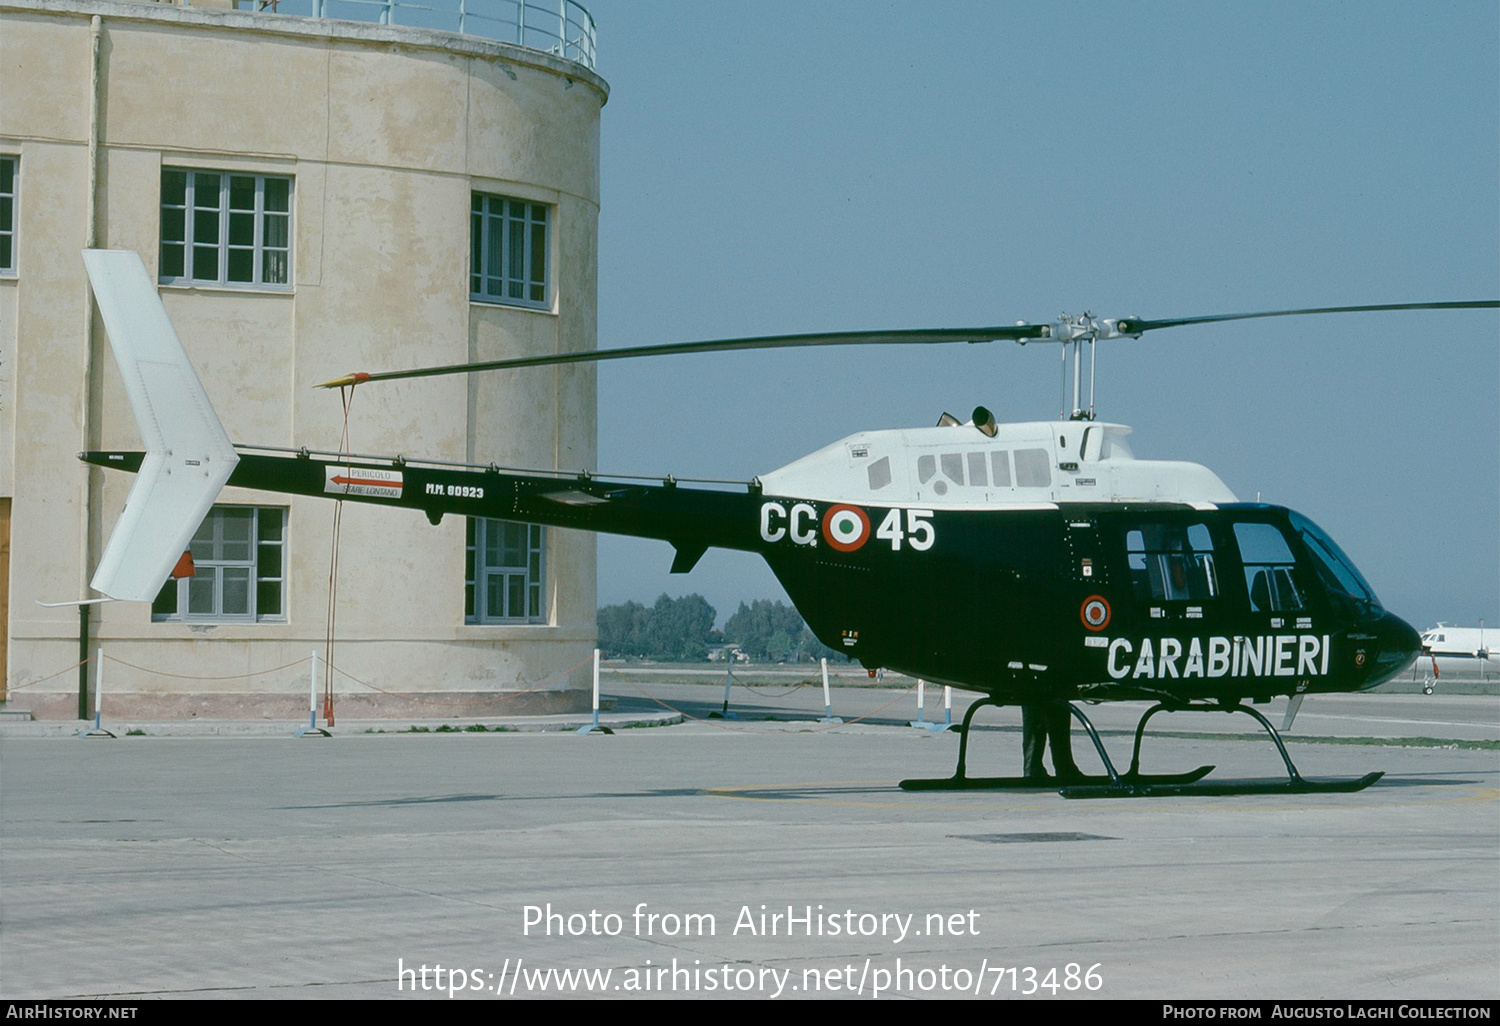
[317,325,1045,388]
[1116,300,1498,335]
[317,299,1499,389]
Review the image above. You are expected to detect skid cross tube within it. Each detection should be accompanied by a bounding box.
[1125,701,1309,781]
[898,699,1213,792]
[1058,700,1385,798]
[1123,700,1379,789]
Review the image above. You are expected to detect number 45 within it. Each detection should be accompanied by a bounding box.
[876,508,935,551]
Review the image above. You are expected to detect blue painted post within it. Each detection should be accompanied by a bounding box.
[710,655,737,719]
[591,647,600,729]
[576,648,613,735]
[295,651,330,737]
[93,646,103,731]
[818,657,842,724]
[78,646,115,738]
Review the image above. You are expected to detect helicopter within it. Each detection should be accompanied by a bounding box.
[75,250,1498,797]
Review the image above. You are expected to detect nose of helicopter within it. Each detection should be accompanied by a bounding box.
[1366,610,1422,687]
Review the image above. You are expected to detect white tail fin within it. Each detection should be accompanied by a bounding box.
[83,250,239,601]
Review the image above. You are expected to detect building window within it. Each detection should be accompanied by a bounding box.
[152,506,286,622]
[470,193,548,308]
[0,155,16,274]
[466,518,545,623]
[160,168,291,288]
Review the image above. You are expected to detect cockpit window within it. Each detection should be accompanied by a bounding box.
[1125,521,1218,602]
[1289,511,1381,609]
[1233,522,1306,613]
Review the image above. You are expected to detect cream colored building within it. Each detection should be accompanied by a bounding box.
[0,0,608,718]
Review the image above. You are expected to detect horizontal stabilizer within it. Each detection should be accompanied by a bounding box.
[83,250,239,601]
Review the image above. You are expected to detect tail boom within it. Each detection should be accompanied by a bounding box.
[83,450,766,568]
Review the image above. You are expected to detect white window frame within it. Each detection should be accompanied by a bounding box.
[466,518,546,624]
[160,168,292,290]
[0,155,16,276]
[153,506,287,623]
[470,193,550,309]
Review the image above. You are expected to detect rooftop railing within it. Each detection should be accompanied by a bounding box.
[230,0,597,70]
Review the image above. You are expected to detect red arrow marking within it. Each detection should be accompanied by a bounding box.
[330,475,398,489]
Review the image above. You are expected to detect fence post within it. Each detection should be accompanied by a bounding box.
[909,678,928,728]
[77,646,114,738]
[818,657,842,724]
[295,650,331,737]
[710,655,737,719]
[576,648,613,735]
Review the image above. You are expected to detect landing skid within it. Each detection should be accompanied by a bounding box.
[900,766,1213,792]
[1061,771,1384,799]
[898,697,1383,798]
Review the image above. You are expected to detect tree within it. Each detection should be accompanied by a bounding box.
[596,594,718,661]
[598,595,842,663]
[645,593,717,662]
[722,599,840,663]
[597,600,650,659]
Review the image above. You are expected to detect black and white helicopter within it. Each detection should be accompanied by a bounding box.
[77,250,1498,797]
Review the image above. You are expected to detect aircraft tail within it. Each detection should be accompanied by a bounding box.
[82,250,239,601]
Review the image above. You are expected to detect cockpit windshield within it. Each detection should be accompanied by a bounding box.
[1288,511,1381,611]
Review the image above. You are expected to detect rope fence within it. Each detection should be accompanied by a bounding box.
[598,661,924,734]
[4,647,954,734]
[322,651,594,708]
[2,654,93,695]
[2,647,596,717]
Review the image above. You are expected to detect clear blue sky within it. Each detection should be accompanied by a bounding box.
[577,1,1498,631]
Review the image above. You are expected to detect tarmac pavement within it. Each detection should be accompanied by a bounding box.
[1,688,1495,1000]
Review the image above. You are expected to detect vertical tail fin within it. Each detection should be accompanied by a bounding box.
[83,250,239,601]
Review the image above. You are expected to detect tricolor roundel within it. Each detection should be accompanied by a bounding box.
[822,504,871,552]
[1081,595,1111,631]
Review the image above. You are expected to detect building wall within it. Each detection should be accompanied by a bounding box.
[0,0,608,718]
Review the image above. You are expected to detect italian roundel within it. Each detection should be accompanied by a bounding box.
[1080,595,1111,631]
[822,504,871,552]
